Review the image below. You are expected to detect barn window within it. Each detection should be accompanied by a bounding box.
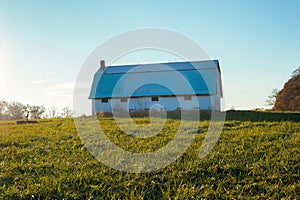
[184,95,192,100]
[151,96,159,101]
[120,97,127,102]
[101,98,108,103]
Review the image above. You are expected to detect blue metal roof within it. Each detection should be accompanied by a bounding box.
[89,60,220,98]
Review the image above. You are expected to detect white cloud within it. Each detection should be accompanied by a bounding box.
[43,82,75,98]
[31,80,48,84]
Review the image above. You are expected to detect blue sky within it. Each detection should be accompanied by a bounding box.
[0,0,299,112]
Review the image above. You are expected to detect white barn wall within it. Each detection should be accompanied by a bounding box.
[92,95,218,114]
[196,96,215,110]
[92,99,111,113]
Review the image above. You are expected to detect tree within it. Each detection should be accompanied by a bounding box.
[0,100,8,120]
[61,106,73,118]
[265,88,279,106]
[273,74,300,111]
[46,107,60,118]
[0,101,47,120]
[28,105,45,119]
[6,102,26,120]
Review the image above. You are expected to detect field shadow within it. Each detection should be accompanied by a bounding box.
[93,110,300,123]
[225,110,300,122]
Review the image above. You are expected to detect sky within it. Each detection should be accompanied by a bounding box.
[0,0,299,114]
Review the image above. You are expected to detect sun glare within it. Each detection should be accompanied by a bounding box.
[0,67,7,83]
[0,47,9,85]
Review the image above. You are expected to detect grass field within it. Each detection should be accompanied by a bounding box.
[0,111,299,199]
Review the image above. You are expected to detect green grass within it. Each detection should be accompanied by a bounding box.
[0,111,299,199]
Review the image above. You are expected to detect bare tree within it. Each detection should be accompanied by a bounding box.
[47,107,60,118]
[0,101,47,120]
[6,102,26,120]
[61,106,73,118]
[29,105,45,119]
[0,100,8,120]
[266,88,279,106]
[292,66,300,78]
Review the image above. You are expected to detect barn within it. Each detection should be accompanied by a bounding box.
[89,60,223,114]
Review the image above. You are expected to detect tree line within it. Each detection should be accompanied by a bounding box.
[0,100,73,120]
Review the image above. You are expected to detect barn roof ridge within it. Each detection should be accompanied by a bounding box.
[96,59,220,75]
[107,59,219,68]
